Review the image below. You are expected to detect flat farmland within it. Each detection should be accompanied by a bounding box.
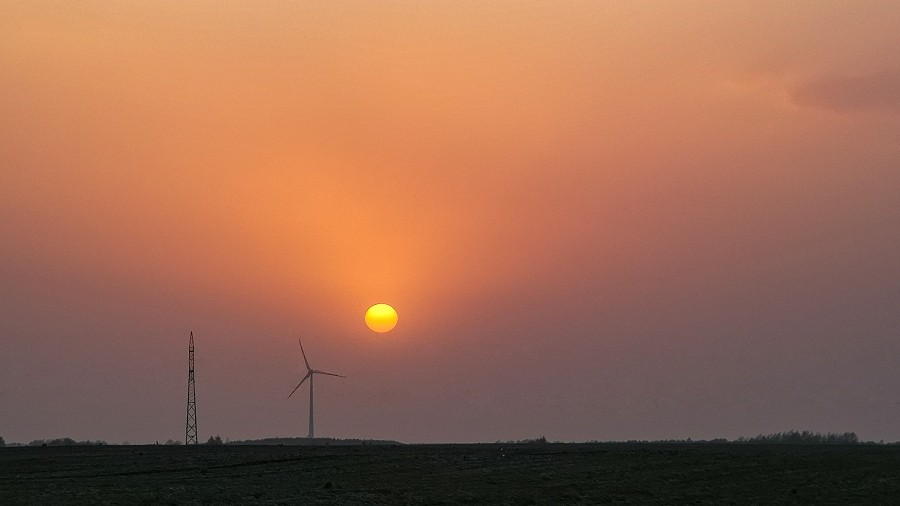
[1,443,898,504]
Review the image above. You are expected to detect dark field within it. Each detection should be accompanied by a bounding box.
[2,443,899,504]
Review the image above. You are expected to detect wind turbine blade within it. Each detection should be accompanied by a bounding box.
[313,370,347,378]
[298,339,312,371]
[287,372,312,399]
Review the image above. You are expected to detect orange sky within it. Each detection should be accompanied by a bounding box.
[2,1,899,443]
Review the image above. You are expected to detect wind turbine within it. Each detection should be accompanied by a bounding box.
[287,340,346,439]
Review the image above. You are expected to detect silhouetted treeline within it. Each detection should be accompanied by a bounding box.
[595,431,867,445]
[736,430,859,444]
[226,437,401,446]
[496,436,548,444]
[5,431,896,447]
[26,438,106,446]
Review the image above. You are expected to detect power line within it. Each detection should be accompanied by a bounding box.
[185,331,198,445]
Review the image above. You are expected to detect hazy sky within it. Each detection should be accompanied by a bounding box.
[2,1,899,444]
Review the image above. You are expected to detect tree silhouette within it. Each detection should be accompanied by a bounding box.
[736,430,859,444]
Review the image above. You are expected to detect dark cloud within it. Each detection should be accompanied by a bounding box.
[792,71,900,113]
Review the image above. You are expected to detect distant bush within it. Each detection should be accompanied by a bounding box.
[165,439,183,445]
[30,438,74,446]
[0,436,5,447]
[206,435,224,445]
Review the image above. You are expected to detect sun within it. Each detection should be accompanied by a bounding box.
[365,303,398,333]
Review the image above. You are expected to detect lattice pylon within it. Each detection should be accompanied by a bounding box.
[185,331,198,445]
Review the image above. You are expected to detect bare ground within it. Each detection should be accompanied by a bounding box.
[1,443,898,504]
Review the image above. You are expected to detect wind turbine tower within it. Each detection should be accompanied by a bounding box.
[287,340,346,439]
[185,331,199,445]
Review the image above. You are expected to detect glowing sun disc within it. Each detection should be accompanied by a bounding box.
[365,304,398,333]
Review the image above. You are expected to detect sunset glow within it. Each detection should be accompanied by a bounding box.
[1,1,899,445]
